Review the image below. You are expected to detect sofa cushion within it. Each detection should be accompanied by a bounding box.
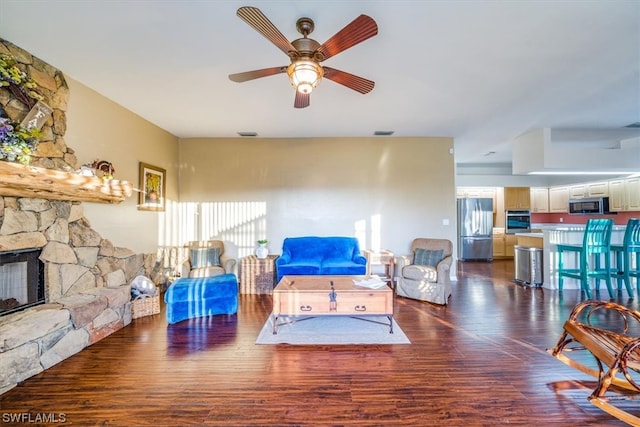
[413,248,443,267]
[190,247,221,268]
[276,262,322,278]
[321,260,367,276]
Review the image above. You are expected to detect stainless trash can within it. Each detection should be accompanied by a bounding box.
[514,245,543,286]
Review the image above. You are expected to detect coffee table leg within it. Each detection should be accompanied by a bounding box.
[272,314,278,335]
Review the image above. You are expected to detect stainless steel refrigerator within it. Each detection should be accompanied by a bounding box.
[457,198,493,261]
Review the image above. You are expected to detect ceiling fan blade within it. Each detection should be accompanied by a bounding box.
[294,91,310,109]
[323,67,375,94]
[229,66,288,83]
[237,6,297,57]
[316,15,378,61]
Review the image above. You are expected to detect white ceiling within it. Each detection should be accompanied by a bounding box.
[0,0,638,171]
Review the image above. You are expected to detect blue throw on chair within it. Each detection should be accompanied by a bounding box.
[611,218,640,296]
[557,218,614,299]
[164,274,238,324]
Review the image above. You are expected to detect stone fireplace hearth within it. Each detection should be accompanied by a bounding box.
[0,196,164,395]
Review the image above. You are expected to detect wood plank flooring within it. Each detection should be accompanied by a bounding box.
[2,260,639,426]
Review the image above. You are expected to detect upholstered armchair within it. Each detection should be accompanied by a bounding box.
[180,240,236,278]
[395,238,453,305]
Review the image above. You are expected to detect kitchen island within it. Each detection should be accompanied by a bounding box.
[518,224,627,291]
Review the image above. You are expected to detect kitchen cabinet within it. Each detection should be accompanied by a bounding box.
[609,179,626,211]
[492,234,506,257]
[569,184,587,199]
[530,187,549,213]
[627,178,640,210]
[505,234,517,257]
[504,187,530,210]
[549,186,569,212]
[457,187,497,212]
[492,231,517,258]
[607,178,640,211]
[587,181,609,197]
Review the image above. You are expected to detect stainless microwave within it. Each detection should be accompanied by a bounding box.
[568,197,611,215]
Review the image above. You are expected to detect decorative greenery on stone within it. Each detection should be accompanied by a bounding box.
[0,52,43,102]
[0,116,42,164]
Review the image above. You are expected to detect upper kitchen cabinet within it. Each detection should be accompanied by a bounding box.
[609,179,626,211]
[626,177,640,211]
[530,187,549,213]
[587,181,609,197]
[549,186,569,212]
[608,177,640,212]
[504,187,530,210]
[456,187,497,212]
[568,184,587,199]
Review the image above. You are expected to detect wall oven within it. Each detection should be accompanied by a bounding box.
[505,210,531,234]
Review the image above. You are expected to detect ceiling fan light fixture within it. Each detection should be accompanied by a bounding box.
[287,59,323,94]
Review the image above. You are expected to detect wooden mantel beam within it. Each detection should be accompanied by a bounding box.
[0,161,133,204]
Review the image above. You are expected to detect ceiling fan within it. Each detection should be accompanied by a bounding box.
[228,6,378,108]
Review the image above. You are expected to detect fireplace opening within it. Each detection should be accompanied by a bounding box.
[0,249,45,316]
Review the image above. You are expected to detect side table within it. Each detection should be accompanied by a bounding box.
[364,250,395,284]
[240,255,279,294]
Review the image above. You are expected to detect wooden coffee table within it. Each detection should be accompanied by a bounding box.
[271,275,394,334]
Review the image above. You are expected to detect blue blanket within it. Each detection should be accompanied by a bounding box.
[164,274,238,324]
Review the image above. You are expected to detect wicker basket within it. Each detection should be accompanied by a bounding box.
[131,294,160,319]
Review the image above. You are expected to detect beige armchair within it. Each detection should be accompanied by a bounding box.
[395,238,453,305]
[180,240,236,278]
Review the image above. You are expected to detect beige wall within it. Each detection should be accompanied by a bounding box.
[178,137,457,260]
[60,78,456,260]
[65,78,179,253]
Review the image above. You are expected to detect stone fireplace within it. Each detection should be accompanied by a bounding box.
[0,39,166,394]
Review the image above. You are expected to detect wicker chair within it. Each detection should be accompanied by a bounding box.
[395,238,453,305]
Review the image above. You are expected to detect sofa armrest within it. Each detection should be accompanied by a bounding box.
[353,253,367,265]
[275,253,291,267]
[436,255,453,284]
[180,260,191,278]
[223,258,237,275]
[395,255,413,272]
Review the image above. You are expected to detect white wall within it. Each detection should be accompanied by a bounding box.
[178,137,457,259]
[65,78,179,253]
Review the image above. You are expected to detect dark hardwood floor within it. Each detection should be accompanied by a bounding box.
[2,260,638,426]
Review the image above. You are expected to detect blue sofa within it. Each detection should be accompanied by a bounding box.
[275,236,367,283]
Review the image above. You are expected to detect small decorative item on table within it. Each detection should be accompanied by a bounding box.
[255,239,269,259]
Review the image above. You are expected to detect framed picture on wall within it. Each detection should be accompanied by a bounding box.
[138,162,166,211]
